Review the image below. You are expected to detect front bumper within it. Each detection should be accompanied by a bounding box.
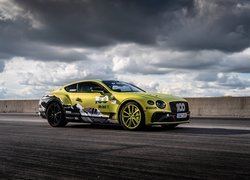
[151,111,190,124]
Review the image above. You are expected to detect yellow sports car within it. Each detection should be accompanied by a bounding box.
[39,80,190,130]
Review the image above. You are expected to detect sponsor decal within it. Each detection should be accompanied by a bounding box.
[95,95,109,104]
[176,103,186,112]
[75,104,108,118]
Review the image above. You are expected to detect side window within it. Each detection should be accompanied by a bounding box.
[78,82,105,93]
[65,84,77,92]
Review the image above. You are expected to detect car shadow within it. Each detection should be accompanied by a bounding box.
[65,123,250,135]
[66,123,124,130]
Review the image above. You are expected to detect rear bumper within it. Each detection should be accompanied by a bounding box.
[38,103,46,119]
[38,111,46,119]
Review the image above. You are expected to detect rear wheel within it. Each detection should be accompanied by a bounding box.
[119,102,145,130]
[161,124,178,130]
[46,102,67,127]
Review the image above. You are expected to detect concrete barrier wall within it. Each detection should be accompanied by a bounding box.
[0,97,250,118]
[0,100,39,113]
[185,97,250,118]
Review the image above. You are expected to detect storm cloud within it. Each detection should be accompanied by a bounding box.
[0,0,250,99]
[1,0,250,56]
[13,0,194,46]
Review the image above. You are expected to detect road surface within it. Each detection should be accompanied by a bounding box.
[0,114,250,179]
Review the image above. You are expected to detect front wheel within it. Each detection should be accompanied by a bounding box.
[46,102,67,127]
[119,102,145,130]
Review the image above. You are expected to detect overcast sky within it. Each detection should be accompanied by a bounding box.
[0,0,250,99]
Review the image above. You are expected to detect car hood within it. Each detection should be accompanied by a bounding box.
[118,92,186,102]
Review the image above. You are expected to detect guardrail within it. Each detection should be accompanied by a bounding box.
[0,97,250,118]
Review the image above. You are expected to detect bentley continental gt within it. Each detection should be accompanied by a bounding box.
[39,80,190,130]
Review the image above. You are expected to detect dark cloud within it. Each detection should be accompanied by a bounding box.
[0,0,249,63]
[150,50,222,70]
[0,60,5,72]
[195,71,218,82]
[0,0,196,61]
[0,17,89,61]
[166,4,250,52]
[13,0,194,47]
[12,0,249,52]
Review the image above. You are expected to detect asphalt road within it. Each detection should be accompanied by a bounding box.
[0,114,250,180]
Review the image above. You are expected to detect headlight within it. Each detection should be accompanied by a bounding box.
[156,100,166,109]
[147,100,154,105]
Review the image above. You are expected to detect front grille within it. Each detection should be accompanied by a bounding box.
[170,102,189,113]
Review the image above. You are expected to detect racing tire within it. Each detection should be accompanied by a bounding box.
[119,101,145,130]
[161,124,178,130]
[46,102,67,127]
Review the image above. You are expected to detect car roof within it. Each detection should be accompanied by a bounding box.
[63,79,123,87]
[63,79,101,87]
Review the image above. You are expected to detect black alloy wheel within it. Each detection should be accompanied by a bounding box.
[46,102,67,127]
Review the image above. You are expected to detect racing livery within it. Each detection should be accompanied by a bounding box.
[39,80,190,130]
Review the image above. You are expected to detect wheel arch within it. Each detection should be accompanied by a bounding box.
[44,96,64,115]
[45,96,68,127]
[117,99,145,124]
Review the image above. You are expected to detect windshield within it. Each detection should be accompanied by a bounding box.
[102,81,145,92]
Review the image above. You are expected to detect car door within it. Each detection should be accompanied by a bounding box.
[73,82,112,116]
